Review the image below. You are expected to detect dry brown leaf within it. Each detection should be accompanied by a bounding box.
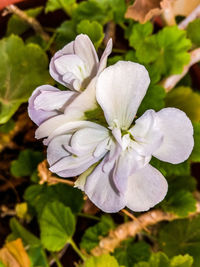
[0,238,31,267]
[125,0,164,23]
[125,0,200,23]
[0,247,20,267]
[172,0,200,16]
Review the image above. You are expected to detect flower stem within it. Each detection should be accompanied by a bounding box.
[70,239,86,261]
[52,253,63,267]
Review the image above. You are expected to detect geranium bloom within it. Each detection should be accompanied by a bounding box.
[28,34,112,126]
[43,61,194,213]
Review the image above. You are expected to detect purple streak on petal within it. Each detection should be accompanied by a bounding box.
[28,85,77,126]
[28,85,60,126]
[84,154,126,213]
[49,41,75,88]
[97,38,113,75]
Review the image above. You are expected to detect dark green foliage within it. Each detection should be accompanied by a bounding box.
[10,149,44,177]
[158,216,200,267]
[80,215,115,252]
[24,183,84,216]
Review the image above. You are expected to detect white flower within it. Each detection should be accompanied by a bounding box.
[28,34,112,126]
[42,61,194,213]
[50,34,112,91]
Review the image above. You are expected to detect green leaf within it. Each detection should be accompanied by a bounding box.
[114,240,150,267]
[134,252,193,267]
[6,7,43,36]
[24,183,83,216]
[80,215,115,252]
[45,0,77,15]
[170,255,193,267]
[77,20,104,49]
[95,0,126,23]
[165,86,200,122]
[40,201,75,251]
[10,149,44,177]
[137,84,166,117]
[150,158,190,177]
[160,175,197,217]
[28,246,49,267]
[108,55,124,66]
[189,122,200,162]
[187,19,200,46]
[8,217,40,246]
[166,175,197,193]
[26,35,47,49]
[130,25,191,77]
[55,20,76,49]
[0,119,15,133]
[0,35,52,124]
[125,51,161,83]
[72,0,111,25]
[129,22,153,49]
[158,215,200,267]
[134,252,170,267]
[161,190,196,217]
[84,254,120,267]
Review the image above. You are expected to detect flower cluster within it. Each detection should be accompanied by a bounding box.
[28,34,194,213]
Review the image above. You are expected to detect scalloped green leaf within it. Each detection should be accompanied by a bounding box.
[0,35,52,124]
[24,183,83,216]
[55,20,76,49]
[159,175,197,217]
[72,0,112,25]
[187,19,200,46]
[77,20,104,49]
[84,254,120,267]
[114,240,150,267]
[80,215,115,252]
[10,149,44,178]
[129,25,191,77]
[45,0,77,15]
[40,201,75,251]
[158,216,200,267]
[134,252,193,267]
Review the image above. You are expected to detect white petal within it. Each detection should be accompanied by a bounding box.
[93,137,110,157]
[49,41,75,87]
[35,114,70,140]
[70,127,109,155]
[54,54,89,90]
[28,85,60,125]
[85,155,126,213]
[35,78,97,140]
[153,108,194,164]
[102,141,121,173]
[34,89,76,111]
[74,34,99,77]
[49,153,99,177]
[47,134,71,166]
[97,38,113,74]
[126,164,168,212]
[96,61,150,129]
[130,109,163,157]
[113,149,146,194]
